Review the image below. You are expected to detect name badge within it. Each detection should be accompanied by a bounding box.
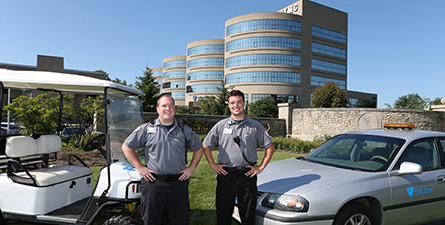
[147,127,157,133]
[223,128,233,135]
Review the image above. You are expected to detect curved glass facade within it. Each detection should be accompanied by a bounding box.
[312,42,346,59]
[187,44,224,56]
[186,84,223,93]
[166,92,185,99]
[225,71,301,84]
[311,59,346,74]
[163,60,186,69]
[251,94,299,104]
[152,70,163,77]
[187,71,224,80]
[187,57,224,68]
[226,37,301,51]
[163,70,186,79]
[311,75,346,89]
[226,54,300,68]
[312,25,346,43]
[163,81,186,89]
[227,19,301,35]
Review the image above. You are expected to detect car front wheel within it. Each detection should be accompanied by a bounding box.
[334,204,376,225]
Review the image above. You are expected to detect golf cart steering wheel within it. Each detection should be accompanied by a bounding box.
[83,134,106,158]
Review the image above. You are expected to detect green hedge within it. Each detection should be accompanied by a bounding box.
[198,134,326,153]
[271,136,325,153]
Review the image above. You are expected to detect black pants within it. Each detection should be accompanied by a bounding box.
[139,179,190,225]
[216,174,257,225]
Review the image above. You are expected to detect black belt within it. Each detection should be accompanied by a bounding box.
[223,167,251,175]
[152,173,182,182]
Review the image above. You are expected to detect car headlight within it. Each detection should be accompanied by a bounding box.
[261,193,309,212]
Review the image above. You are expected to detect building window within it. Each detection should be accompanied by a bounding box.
[225,71,301,84]
[186,84,223,93]
[163,60,186,69]
[187,71,224,80]
[187,44,224,56]
[226,37,301,51]
[312,25,346,43]
[251,94,299,104]
[227,19,301,36]
[187,57,224,68]
[312,42,346,59]
[163,70,186,79]
[311,59,346,74]
[311,75,346,89]
[226,54,300,68]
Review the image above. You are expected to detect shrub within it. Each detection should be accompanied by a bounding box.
[271,136,323,153]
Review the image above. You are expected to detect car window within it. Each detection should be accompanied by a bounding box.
[438,138,445,166]
[306,134,405,172]
[396,138,439,171]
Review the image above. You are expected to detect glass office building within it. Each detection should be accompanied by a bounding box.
[155,0,377,107]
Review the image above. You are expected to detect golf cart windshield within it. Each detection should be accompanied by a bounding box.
[0,69,145,164]
[107,88,144,162]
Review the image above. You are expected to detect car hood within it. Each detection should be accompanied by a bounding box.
[258,158,368,195]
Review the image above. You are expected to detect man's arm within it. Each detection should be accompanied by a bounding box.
[122,144,156,181]
[203,145,228,175]
[245,144,275,177]
[179,148,203,181]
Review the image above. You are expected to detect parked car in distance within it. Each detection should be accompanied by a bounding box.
[0,123,22,135]
[249,124,445,225]
[60,126,87,138]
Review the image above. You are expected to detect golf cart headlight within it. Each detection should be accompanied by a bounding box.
[262,193,309,212]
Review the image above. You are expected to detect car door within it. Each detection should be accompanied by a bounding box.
[388,138,445,225]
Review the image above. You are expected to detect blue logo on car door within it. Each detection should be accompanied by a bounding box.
[407,187,414,197]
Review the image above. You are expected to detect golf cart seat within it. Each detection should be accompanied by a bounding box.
[6,135,92,187]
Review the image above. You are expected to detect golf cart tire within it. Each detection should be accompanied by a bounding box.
[102,214,140,225]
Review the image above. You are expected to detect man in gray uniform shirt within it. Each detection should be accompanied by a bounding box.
[203,90,275,225]
[122,93,203,225]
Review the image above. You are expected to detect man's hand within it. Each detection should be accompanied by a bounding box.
[210,163,229,175]
[178,166,195,181]
[138,167,157,182]
[245,164,262,178]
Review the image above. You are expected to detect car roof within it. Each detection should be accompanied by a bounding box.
[345,129,445,142]
[0,68,144,96]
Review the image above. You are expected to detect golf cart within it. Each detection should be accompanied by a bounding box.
[0,69,144,224]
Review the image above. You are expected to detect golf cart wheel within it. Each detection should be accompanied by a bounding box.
[102,214,140,225]
[334,203,376,225]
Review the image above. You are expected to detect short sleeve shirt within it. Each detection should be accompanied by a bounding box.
[123,118,202,174]
[203,117,273,167]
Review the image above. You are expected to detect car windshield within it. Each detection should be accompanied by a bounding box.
[304,134,405,172]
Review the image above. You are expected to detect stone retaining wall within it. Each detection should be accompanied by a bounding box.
[287,108,445,141]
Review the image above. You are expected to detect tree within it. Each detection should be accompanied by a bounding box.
[312,81,348,108]
[247,96,278,118]
[134,67,160,112]
[432,97,443,105]
[394,93,427,110]
[98,69,131,87]
[4,93,74,134]
[198,82,230,116]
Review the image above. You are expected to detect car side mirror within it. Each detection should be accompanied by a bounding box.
[392,162,423,176]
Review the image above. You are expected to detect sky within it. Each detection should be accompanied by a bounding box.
[1,0,444,108]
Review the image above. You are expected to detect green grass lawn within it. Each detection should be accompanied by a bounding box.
[11,151,301,225]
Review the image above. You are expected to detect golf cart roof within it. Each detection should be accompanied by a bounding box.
[0,68,144,96]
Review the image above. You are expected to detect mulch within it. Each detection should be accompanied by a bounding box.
[56,149,107,166]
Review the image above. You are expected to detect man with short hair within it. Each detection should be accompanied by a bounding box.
[203,90,275,225]
[122,93,203,225]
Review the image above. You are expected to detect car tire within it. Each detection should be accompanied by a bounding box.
[334,203,376,225]
[102,215,141,225]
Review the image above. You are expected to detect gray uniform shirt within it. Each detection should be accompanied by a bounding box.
[123,118,202,174]
[203,117,273,167]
